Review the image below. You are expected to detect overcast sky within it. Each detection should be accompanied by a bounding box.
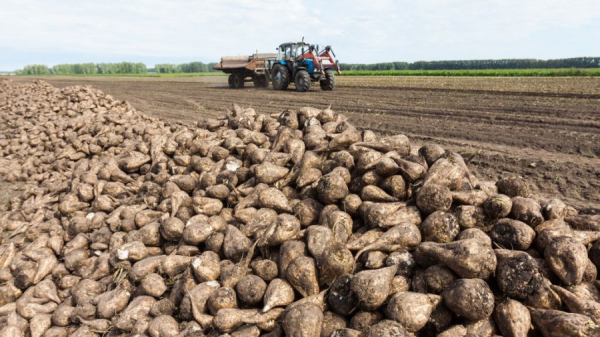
[1,0,599,70]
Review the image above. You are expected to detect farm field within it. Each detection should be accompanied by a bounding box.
[13,75,600,213]
[11,68,600,77]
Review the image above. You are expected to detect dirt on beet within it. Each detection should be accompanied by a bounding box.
[13,75,600,213]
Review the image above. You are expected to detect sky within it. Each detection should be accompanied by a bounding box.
[1,0,599,70]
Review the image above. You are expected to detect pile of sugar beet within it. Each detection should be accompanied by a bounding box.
[0,78,599,337]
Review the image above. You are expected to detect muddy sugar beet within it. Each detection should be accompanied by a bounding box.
[0,78,598,337]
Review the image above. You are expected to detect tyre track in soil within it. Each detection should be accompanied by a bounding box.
[14,76,600,213]
[340,85,600,99]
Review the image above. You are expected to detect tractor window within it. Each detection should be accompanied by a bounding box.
[284,46,292,60]
[279,44,303,60]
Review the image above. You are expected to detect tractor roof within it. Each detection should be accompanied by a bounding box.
[279,42,310,47]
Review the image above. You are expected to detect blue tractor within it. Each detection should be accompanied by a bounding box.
[270,41,341,92]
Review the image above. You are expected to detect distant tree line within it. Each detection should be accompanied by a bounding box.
[154,64,180,73]
[154,62,218,73]
[17,62,148,75]
[18,65,51,75]
[97,63,147,74]
[341,62,409,71]
[52,63,97,74]
[17,57,600,75]
[340,57,600,71]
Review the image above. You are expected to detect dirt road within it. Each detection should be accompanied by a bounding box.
[13,75,600,213]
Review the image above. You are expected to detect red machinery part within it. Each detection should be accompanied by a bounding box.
[297,48,342,75]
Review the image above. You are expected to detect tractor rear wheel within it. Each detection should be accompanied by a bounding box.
[233,73,245,88]
[295,70,311,92]
[253,75,269,88]
[272,64,290,90]
[320,69,335,91]
[228,74,235,88]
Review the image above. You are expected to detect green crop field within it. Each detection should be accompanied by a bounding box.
[339,68,600,77]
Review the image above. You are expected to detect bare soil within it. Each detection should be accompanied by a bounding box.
[13,75,600,213]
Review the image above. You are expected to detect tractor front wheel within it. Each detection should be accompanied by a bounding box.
[295,70,311,92]
[272,64,290,90]
[228,74,235,88]
[320,69,335,91]
[232,73,245,88]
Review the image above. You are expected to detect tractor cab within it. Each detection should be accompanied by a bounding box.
[275,42,315,79]
[277,42,309,61]
[270,40,341,92]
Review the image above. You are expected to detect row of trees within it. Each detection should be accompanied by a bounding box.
[18,61,217,75]
[17,62,148,75]
[340,62,409,71]
[52,63,98,75]
[18,65,51,75]
[18,57,599,75]
[154,64,180,73]
[154,61,218,73]
[98,63,147,74]
[341,57,600,71]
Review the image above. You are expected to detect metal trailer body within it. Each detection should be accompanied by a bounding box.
[213,53,277,89]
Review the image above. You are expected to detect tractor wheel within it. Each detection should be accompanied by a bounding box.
[272,64,290,90]
[233,73,245,88]
[253,75,269,88]
[228,74,235,88]
[295,70,311,92]
[320,69,335,91]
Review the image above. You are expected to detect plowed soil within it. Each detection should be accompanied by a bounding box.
[13,76,600,213]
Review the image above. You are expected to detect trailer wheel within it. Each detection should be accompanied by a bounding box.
[228,75,235,88]
[295,70,311,92]
[320,69,335,91]
[233,73,245,88]
[272,64,289,90]
[253,75,269,88]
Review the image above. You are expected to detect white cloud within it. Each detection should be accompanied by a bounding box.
[1,0,599,69]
